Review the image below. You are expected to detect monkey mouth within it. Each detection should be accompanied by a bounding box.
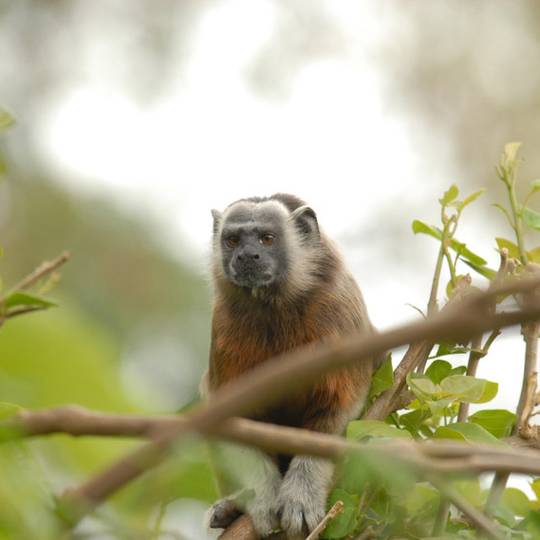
[231,271,274,288]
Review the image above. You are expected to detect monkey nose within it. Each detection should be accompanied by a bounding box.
[237,251,260,261]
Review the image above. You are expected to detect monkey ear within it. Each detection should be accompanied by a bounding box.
[290,205,319,238]
[211,209,222,235]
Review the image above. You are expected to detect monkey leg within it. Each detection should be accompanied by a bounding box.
[276,454,333,538]
[277,395,370,539]
[207,445,282,537]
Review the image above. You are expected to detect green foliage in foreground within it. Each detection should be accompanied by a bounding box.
[1,140,540,539]
[319,143,540,540]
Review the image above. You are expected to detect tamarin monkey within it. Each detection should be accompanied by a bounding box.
[205,193,376,539]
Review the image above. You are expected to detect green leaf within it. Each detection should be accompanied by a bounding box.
[463,259,497,280]
[0,109,15,130]
[346,420,412,440]
[426,396,455,417]
[504,141,521,162]
[425,360,452,384]
[502,488,531,517]
[399,409,431,434]
[459,189,485,210]
[440,184,459,206]
[469,409,516,438]
[453,479,483,508]
[433,422,503,445]
[411,220,487,266]
[524,510,540,537]
[449,238,487,266]
[522,207,540,231]
[321,489,359,539]
[532,479,540,501]
[0,403,24,442]
[412,219,440,239]
[0,402,22,420]
[440,375,498,403]
[435,343,470,356]
[407,373,439,401]
[496,237,521,259]
[528,247,540,263]
[369,354,393,400]
[404,483,440,517]
[449,366,467,377]
[2,291,57,310]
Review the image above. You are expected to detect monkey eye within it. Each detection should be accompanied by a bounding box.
[260,233,275,246]
[224,236,239,248]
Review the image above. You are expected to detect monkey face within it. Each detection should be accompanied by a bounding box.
[212,196,321,295]
[221,225,285,289]
[217,203,289,289]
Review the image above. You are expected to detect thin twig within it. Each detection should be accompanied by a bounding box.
[428,245,445,316]
[305,500,344,540]
[364,341,432,420]
[7,251,70,294]
[3,306,47,319]
[218,515,287,540]
[515,322,540,431]
[431,478,504,540]
[487,320,540,515]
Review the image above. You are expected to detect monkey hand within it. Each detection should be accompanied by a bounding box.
[276,456,332,537]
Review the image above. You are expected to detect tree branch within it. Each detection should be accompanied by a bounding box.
[47,275,540,525]
[305,500,343,540]
[5,407,540,476]
[363,340,432,420]
[4,405,540,540]
[7,251,70,293]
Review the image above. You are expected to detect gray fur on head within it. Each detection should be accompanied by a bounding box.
[211,194,332,301]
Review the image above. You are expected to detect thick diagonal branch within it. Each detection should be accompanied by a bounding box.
[56,276,540,524]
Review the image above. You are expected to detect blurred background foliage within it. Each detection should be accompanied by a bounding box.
[1,1,540,539]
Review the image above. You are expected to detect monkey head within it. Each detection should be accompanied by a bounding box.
[211,194,322,295]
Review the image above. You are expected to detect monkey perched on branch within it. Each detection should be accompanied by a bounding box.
[205,193,376,539]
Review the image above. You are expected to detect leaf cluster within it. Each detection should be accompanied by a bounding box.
[321,142,540,540]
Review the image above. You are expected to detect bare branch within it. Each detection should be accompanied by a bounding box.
[516,322,540,432]
[217,515,287,540]
[4,306,48,319]
[8,251,70,293]
[305,500,343,540]
[52,275,540,524]
[364,341,432,420]
[6,406,540,476]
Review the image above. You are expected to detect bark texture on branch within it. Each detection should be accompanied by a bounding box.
[10,276,540,532]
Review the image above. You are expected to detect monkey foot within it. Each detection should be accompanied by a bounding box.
[207,498,243,529]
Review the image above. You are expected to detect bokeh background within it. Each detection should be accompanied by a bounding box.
[1,1,540,539]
